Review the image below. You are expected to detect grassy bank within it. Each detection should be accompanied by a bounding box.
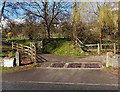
[41,38,88,57]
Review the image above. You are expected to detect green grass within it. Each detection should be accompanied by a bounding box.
[0,66,20,73]
[104,66,113,69]
[53,41,88,57]
[1,51,15,58]
[2,45,14,57]
[1,45,12,57]
[2,38,7,40]
[1,63,40,74]
[41,38,88,57]
[0,52,6,57]
[2,45,12,52]
[42,38,69,53]
[6,38,31,46]
[0,66,11,70]
[0,67,13,73]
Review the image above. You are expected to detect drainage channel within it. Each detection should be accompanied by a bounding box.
[36,62,103,69]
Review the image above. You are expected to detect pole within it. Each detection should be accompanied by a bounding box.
[16,43,18,51]
[12,41,13,49]
[114,43,116,54]
[98,43,100,54]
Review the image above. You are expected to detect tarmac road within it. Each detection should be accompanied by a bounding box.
[2,68,119,91]
[2,81,119,91]
[1,54,119,91]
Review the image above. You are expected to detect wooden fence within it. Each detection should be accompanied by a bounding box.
[86,43,119,54]
[74,37,119,54]
[12,42,36,63]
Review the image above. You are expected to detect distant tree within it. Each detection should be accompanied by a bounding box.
[60,20,73,38]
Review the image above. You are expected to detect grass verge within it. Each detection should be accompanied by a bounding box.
[103,67,119,77]
[1,63,40,74]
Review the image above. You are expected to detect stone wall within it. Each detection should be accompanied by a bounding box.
[106,52,120,68]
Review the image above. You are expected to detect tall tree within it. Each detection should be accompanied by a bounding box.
[14,1,70,39]
[72,0,80,39]
[98,3,118,45]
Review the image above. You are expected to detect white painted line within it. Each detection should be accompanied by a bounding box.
[36,67,103,70]
[44,61,101,63]
[5,81,118,87]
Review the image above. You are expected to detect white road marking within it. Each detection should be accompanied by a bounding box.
[4,81,118,87]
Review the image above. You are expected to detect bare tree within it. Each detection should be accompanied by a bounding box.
[13,1,70,39]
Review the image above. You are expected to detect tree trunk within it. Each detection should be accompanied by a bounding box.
[46,26,51,39]
[73,23,77,39]
[0,1,6,22]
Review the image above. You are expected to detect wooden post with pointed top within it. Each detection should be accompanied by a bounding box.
[12,41,13,49]
[98,43,100,54]
[114,43,116,54]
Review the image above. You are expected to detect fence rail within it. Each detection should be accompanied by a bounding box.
[12,42,36,63]
[86,43,119,54]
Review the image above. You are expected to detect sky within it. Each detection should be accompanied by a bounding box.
[0,0,118,31]
[0,1,2,12]
[0,1,118,23]
[0,1,73,20]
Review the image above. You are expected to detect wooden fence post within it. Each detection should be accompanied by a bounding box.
[31,50,33,63]
[100,44,102,51]
[29,42,36,63]
[40,41,43,48]
[98,43,100,54]
[30,42,33,62]
[33,42,36,63]
[15,51,21,66]
[114,43,116,54]
[12,41,13,49]
[29,42,31,48]
[16,43,18,51]
[34,46,37,63]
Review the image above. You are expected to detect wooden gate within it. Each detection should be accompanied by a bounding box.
[12,42,36,63]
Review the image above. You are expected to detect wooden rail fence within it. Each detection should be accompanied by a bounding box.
[74,37,119,54]
[12,42,36,63]
[86,43,119,54]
